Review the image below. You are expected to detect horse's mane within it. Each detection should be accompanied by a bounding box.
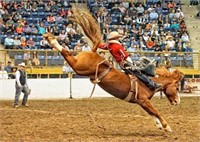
[156,66,184,82]
[155,66,172,77]
[69,7,102,52]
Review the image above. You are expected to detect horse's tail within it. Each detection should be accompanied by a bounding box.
[69,6,102,52]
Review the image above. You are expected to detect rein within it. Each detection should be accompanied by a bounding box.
[89,59,112,98]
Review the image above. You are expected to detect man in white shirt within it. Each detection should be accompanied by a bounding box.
[81,42,91,51]
[14,62,30,108]
[0,64,8,79]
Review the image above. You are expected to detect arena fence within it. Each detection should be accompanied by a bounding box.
[0,49,200,78]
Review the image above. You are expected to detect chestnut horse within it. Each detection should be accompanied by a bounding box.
[43,8,183,132]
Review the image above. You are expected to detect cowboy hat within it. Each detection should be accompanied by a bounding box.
[18,62,26,67]
[107,31,123,40]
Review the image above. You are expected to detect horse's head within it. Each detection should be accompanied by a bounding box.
[163,69,184,105]
[163,83,180,105]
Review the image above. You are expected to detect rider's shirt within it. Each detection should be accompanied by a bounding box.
[98,42,129,62]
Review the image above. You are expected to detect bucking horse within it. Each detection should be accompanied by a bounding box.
[43,7,184,132]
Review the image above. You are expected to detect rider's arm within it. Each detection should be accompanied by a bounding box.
[98,43,109,50]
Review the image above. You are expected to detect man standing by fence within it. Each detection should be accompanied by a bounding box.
[14,62,30,108]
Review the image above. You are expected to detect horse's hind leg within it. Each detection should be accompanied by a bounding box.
[138,99,172,132]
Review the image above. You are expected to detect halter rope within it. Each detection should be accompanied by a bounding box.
[89,59,112,98]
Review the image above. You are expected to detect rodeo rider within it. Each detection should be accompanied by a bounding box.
[98,31,161,91]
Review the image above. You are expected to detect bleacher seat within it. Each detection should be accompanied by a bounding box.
[38,55,45,65]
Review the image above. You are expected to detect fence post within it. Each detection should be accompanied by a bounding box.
[69,73,73,99]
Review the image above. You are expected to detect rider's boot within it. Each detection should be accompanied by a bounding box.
[132,70,162,91]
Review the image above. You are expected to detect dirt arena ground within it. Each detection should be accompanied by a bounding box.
[0,96,199,142]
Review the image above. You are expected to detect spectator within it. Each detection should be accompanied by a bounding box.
[124,13,132,25]
[136,4,144,15]
[44,3,51,12]
[166,31,173,40]
[163,54,172,71]
[82,42,91,51]
[184,42,193,56]
[146,37,155,49]
[23,23,32,35]
[163,21,171,31]
[2,10,10,22]
[59,30,66,40]
[111,3,120,13]
[155,3,162,14]
[179,20,187,34]
[14,62,30,108]
[167,36,176,50]
[65,24,75,35]
[32,51,40,66]
[47,13,55,23]
[56,0,62,7]
[147,5,155,12]
[50,1,58,12]
[117,25,125,35]
[52,24,60,36]
[74,29,83,40]
[10,66,17,79]
[149,9,159,21]
[175,9,184,19]
[54,13,63,23]
[167,1,176,9]
[37,22,46,35]
[30,24,38,35]
[136,14,146,26]
[127,43,137,56]
[59,8,67,18]
[25,1,32,12]
[143,10,149,22]
[168,9,175,21]
[27,37,37,50]
[117,14,125,25]
[170,21,179,31]
[118,3,126,14]
[74,42,82,51]
[15,23,24,34]
[67,29,76,41]
[139,36,146,49]
[13,36,21,49]
[0,63,8,79]
[181,31,190,42]
[6,16,14,28]
[4,34,14,49]
[23,51,32,67]
[143,32,150,42]
[20,37,28,49]
[31,2,38,12]
[183,80,192,93]
[4,61,13,78]
[40,37,51,49]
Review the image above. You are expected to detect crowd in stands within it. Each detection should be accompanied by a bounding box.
[0,0,194,67]
[88,0,193,58]
[0,0,88,51]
